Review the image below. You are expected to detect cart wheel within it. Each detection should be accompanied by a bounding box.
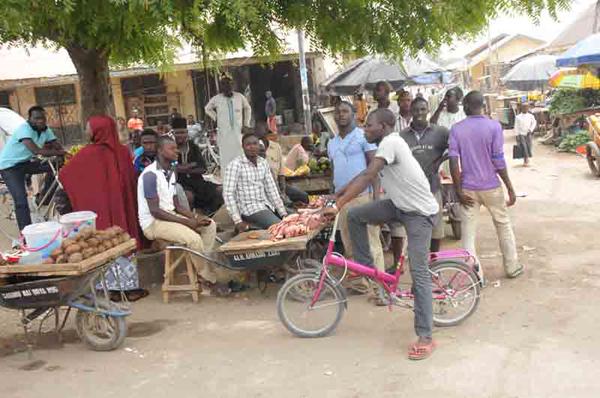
[450,219,462,241]
[75,310,127,351]
[587,145,600,177]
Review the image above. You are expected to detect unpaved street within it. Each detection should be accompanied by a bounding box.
[1,136,600,398]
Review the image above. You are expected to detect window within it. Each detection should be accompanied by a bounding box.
[0,91,10,108]
[121,74,166,96]
[34,84,77,106]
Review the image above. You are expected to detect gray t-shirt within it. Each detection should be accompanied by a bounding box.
[375,133,439,216]
[399,125,449,193]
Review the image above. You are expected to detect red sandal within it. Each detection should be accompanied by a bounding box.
[408,340,436,360]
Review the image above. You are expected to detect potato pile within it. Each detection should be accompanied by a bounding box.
[49,226,131,264]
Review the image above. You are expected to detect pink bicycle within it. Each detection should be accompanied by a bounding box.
[277,213,481,338]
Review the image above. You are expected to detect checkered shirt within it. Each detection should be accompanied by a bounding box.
[223,155,287,224]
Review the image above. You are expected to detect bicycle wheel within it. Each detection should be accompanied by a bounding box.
[277,273,346,338]
[430,261,480,327]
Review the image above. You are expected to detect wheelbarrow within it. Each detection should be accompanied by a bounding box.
[0,261,131,355]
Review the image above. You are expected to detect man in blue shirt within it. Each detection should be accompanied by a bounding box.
[0,106,66,230]
[328,101,385,274]
[133,129,158,174]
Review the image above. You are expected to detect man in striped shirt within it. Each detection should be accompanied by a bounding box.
[223,132,287,232]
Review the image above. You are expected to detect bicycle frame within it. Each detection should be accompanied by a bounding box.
[310,213,478,307]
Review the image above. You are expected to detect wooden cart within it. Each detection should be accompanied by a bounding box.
[0,240,136,353]
[217,227,327,271]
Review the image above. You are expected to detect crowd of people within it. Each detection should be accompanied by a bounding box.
[0,75,533,360]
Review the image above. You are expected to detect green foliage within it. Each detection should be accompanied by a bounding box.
[0,0,571,67]
[557,130,589,152]
[549,89,600,115]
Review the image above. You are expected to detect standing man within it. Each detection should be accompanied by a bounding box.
[328,101,385,273]
[265,91,278,133]
[127,109,144,132]
[514,102,536,167]
[127,110,144,150]
[205,76,252,172]
[353,91,369,125]
[397,89,413,131]
[430,87,466,129]
[0,106,66,230]
[399,97,449,253]
[223,133,287,232]
[449,91,522,280]
[373,81,399,121]
[326,108,439,360]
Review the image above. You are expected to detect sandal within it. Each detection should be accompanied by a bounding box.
[507,266,524,279]
[408,340,436,360]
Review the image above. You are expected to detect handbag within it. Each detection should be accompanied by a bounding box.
[512,144,524,159]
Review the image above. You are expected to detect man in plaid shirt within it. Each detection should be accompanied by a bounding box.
[223,132,287,232]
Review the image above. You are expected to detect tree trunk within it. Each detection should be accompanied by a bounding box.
[66,46,115,125]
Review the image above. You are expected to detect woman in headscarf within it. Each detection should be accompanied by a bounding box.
[59,115,140,246]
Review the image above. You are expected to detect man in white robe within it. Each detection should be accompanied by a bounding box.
[205,76,252,172]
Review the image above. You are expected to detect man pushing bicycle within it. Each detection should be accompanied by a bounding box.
[324,107,439,360]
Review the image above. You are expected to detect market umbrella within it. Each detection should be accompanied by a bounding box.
[549,68,600,89]
[501,54,558,90]
[402,54,453,85]
[321,56,409,95]
[556,33,600,67]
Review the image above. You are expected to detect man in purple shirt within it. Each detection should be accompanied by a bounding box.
[449,91,522,280]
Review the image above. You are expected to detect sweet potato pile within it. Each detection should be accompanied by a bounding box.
[48,226,131,264]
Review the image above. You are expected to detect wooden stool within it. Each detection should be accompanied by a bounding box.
[161,244,201,303]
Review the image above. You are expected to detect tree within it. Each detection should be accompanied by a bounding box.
[0,0,569,123]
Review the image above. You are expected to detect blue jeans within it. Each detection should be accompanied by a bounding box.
[242,209,281,230]
[347,199,434,338]
[0,161,50,230]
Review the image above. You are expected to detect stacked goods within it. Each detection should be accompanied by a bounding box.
[268,211,324,240]
[308,157,331,174]
[48,226,131,264]
[63,144,86,165]
[291,164,310,177]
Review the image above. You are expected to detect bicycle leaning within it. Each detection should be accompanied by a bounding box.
[276,211,481,338]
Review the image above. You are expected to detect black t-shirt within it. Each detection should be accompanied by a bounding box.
[399,124,449,193]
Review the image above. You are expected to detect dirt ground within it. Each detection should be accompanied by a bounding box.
[1,136,600,398]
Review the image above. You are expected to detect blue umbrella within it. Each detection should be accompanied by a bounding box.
[556,33,600,67]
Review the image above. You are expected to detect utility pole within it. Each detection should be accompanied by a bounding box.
[297,29,312,135]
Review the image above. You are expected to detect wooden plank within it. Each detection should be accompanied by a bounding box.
[217,226,324,254]
[0,240,137,277]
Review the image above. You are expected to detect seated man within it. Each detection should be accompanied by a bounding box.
[138,136,219,285]
[258,129,309,204]
[171,117,223,215]
[285,136,313,170]
[133,128,158,174]
[0,105,66,230]
[223,132,287,232]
